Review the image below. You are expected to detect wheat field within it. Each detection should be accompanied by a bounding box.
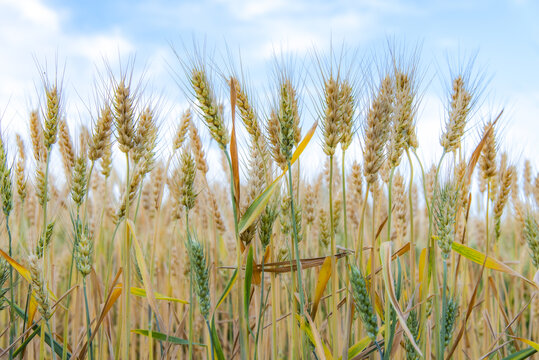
[0,45,538,360]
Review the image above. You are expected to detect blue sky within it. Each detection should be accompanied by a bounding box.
[1,0,538,178]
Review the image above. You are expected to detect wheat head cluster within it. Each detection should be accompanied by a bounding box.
[0,45,539,360]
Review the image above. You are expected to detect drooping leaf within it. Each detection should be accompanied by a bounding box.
[509,337,539,352]
[128,220,167,332]
[451,242,538,288]
[132,329,205,346]
[380,242,422,357]
[339,325,385,360]
[214,268,238,314]
[310,256,332,320]
[130,287,188,304]
[76,269,122,359]
[296,314,332,360]
[0,248,31,281]
[502,347,537,360]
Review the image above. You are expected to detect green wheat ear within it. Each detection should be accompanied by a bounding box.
[405,310,420,360]
[349,264,378,341]
[442,298,458,348]
[433,181,459,260]
[186,234,211,320]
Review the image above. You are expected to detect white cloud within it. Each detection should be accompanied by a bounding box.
[0,0,135,139]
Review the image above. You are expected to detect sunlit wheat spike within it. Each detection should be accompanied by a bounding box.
[277,78,297,161]
[524,215,539,268]
[441,75,472,153]
[363,75,393,185]
[15,134,27,202]
[267,109,287,170]
[71,156,88,207]
[388,70,417,167]
[113,78,136,154]
[58,119,75,183]
[190,68,229,149]
[339,80,355,151]
[43,82,61,150]
[179,149,197,211]
[173,109,191,151]
[480,120,497,181]
[190,123,208,174]
[29,110,46,162]
[321,75,341,157]
[133,105,158,165]
[89,103,113,161]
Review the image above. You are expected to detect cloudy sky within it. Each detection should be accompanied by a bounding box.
[1,0,538,179]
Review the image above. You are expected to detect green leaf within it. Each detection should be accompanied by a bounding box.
[238,180,279,234]
[502,347,537,360]
[8,300,71,359]
[211,318,226,360]
[244,246,254,318]
[339,335,372,360]
[214,268,238,315]
[131,329,205,347]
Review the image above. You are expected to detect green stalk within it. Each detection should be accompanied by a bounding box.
[188,268,194,360]
[439,260,448,359]
[83,277,94,360]
[341,149,353,360]
[46,320,56,360]
[405,150,415,289]
[342,150,349,250]
[287,159,306,359]
[38,149,52,360]
[6,216,15,359]
[224,151,249,360]
[20,284,31,360]
[370,188,376,310]
[39,320,45,360]
[82,161,95,225]
[484,181,491,353]
[254,246,267,360]
[328,155,338,360]
[410,148,433,353]
[356,183,370,265]
[384,168,396,356]
[122,153,131,360]
[432,151,446,357]
[271,235,278,360]
[185,211,194,360]
[61,206,80,360]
